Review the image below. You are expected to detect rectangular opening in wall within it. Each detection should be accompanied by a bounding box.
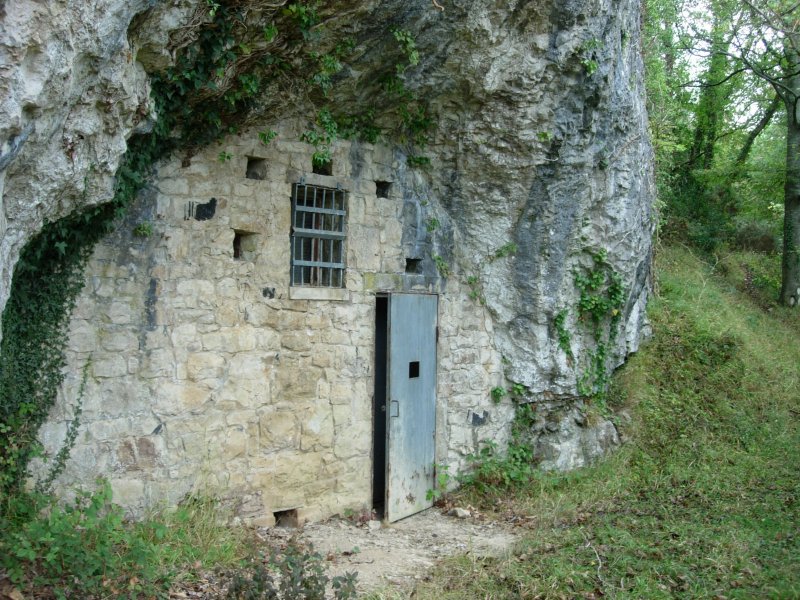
[408,361,420,378]
[233,230,258,261]
[375,181,392,198]
[405,258,422,274]
[245,157,267,180]
[312,158,333,176]
[273,508,299,528]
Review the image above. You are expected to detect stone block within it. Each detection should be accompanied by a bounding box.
[176,279,215,306]
[215,385,256,411]
[216,277,240,298]
[311,350,333,368]
[187,352,226,381]
[233,181,256,197]
[299,405,333,451]
[319,329,351,346]
[201,328,256,353]
[108,300,133,325]
[259,410,298,450]
[141,348,174,379]
[111,478,145,509]
[244,303,281,328]
[171,323,199,350]
[349,226,381,271]
[159,178,189,195]
[254,329,279,350]
[229,353,267,380]
[101,330,138,352]
[222,426,248,460]
[281,331,312,352]
[93,356,127,378]
[69,320,98,353]
[215,304,242,327]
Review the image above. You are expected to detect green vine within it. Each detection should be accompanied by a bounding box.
[34,361,89,494]
[578,38,602,76]
[432,254,451,277]
[554,309,573,361]
[553,248,625,403]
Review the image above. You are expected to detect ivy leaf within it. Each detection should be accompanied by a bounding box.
[54,241,67,256]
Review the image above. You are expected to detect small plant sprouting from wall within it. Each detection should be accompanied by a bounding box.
[459,401,537,494]
[425,463,451,504]
[258,130,278,146]
[432,254,451,278]
[553,248,625,405]
[554,308,574,362]
[579,38,602,75]
[490,386,507,404]
[133,222,153,238]
[489,380,528,405]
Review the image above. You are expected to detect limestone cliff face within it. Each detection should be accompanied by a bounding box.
[358,0,655,394]
[3,0,654,496]
[0,0,153,327]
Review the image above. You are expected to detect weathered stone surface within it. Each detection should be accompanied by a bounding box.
[525,403,621,471]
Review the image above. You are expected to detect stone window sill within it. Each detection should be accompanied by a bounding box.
[288,287,349,301]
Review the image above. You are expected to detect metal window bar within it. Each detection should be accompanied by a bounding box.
[291,183,346,287]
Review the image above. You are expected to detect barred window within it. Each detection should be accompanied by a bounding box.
[290,183,347,287]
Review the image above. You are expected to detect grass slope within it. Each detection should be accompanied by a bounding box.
[414,245,800,599]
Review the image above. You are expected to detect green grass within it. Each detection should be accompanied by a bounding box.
[415,245,800,599]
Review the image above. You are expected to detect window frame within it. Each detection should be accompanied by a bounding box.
[290,182,347,288]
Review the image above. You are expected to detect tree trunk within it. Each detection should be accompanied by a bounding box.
[779,72,800,306]
[687,13,731,171]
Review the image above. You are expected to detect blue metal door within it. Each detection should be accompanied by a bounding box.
[385,293,438,522]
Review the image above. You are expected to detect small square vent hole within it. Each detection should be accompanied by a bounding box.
[245,157,267,180]
[233,230,259,261]
[375,181,392,198]
[312,158,333,176]
[273,508,299,528]
[405,258,423,274]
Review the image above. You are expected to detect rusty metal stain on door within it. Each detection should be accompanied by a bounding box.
[385,293,437,522]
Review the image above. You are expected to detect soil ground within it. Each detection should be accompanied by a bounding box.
[258,507,520,595]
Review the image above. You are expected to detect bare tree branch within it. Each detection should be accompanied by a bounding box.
[735,93,782,165]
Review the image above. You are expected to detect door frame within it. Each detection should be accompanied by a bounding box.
[373,292,438,522]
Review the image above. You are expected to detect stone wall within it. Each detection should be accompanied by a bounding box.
[11,0,656,523]
[35,122,513,523]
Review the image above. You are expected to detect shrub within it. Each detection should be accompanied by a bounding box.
[226,540,357,600]
[0,481,167,599]
[731,219,780,254]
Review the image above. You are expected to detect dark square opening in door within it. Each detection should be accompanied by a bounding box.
[408,361,420,378]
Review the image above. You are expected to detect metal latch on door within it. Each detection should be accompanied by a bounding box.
[390,399,399,417]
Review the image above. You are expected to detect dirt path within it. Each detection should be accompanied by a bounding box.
[259,507,520,595]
